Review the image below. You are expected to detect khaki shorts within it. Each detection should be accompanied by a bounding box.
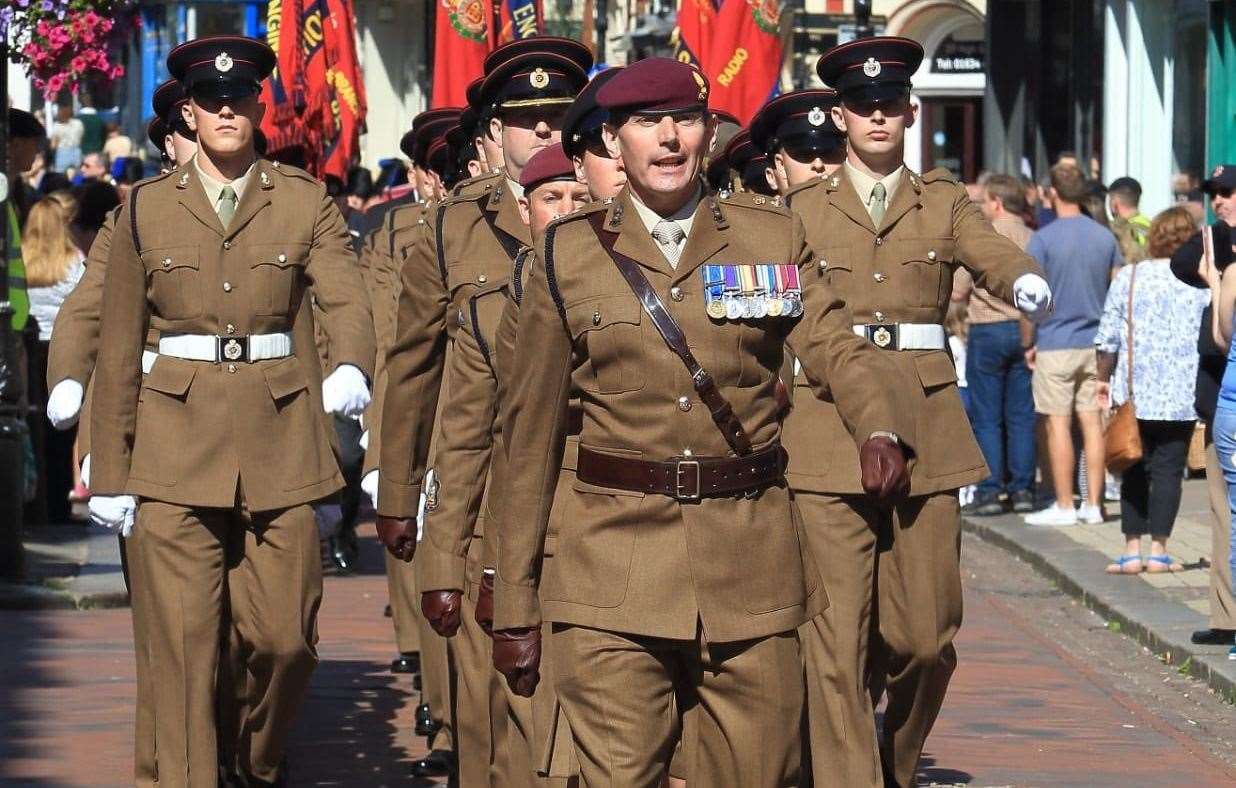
[1033,348,1099,415]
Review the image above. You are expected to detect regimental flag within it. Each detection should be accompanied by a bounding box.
[673,0,717,69]
[431,0,491,107]
[693,0,783,124]
[260,0,310,157]
[497,0,543,43]
[319,0,368,178]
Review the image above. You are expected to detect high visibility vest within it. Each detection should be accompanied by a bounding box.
[5,201,28,331]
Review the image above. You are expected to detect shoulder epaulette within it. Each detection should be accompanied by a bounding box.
[783,175,826,205]
[720,190,790,214]
[920,167,956,184]
[268,161,318,184]
[551,199,608,230]
[452,169,502,197]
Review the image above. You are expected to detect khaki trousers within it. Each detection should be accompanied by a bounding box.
[1206,442,1236,630]
[385,550,422,654]
[121,535,158,788]
[128,500,321,787]
[796,492,963,788]
[551,625,803,788]
[408,548,455,751]
[450,549,494,787]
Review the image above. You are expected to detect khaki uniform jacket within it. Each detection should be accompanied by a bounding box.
[491,189,908,644]
[377,174,530,518]
[48,209,120,388]
[90,159,375,511]
[784,168,1041,496]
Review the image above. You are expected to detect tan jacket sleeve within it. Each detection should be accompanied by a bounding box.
[377,209,451,517]
[784,213,911,451]
[47,211,115,387]
[360,216,397,475]
[303,190,376,380]
[949,181,1042,303]
[89,201,151,495]
[492,249,571,631]
[418,304,497,592]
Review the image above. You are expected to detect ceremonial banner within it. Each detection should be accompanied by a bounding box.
[680,0,783,124]
[431,0,491,107]
[260,0,309,156]
[498,0,542,43]
[672,0,717,69]
[320,0,368,178]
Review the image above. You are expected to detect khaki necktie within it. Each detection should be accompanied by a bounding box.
[217,184,238,229]
[651,219,686,269]
[870,181,886,228]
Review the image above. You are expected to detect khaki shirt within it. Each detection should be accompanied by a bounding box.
[784,167,1041,495]
[90,159,375,511]
[491,189,906,643]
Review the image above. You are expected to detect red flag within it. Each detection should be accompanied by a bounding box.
[319,0,367,178]
[498,0,542,43]
[701,0,783,124]
[260,0,310,156]
[432,0,491,107]
[673,0,717,69]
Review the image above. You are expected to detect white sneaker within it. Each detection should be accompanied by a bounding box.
[1077,503,1105,524]
[1024,504,1078,526]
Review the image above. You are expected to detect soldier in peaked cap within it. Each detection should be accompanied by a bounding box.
[373,36,591,786]
[722,128,776,196]
[88,35,374,786]
[561,66,626,200]
[486,57,910,786]
[785,36,1052,787]
[750,88,846,196]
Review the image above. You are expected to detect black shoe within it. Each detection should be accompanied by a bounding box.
[962,493,1005,517]
[1191,628,1236,645]
[1010,490,1036,513]
[410,749,456,778]
[391,652,421,675]
[415,702,439,737]
[384,603,392,617]
[329,525,360,574]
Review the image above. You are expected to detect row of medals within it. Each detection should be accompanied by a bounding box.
[701,264,805,320]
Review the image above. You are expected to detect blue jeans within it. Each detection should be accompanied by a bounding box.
[1211,408,1236,594]
[966,321,1036,497]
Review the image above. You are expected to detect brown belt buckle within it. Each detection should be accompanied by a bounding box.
[674,459,701,501]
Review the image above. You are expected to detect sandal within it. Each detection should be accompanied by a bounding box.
[1105,554,1143,574]
[1145,554,1184,573]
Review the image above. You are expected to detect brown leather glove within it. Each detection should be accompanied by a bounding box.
[375,516,417,562]
[493,626,541,697]
[475,571,495,637]
[421,590,463,637]
[859,435,909,501]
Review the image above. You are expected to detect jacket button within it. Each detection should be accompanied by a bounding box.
[818,259,827,271]
[670,287,684,301]
[278,253,288,263]
[478,274,488,284]
[227,363,237,373]
[927,249,937,261]
[592,310,601,326]
[162,257,171,268]
[226,324,235,334]
[874,237,884,246]
[874,272,886,283]
[223,282,233,292]
[223,241,231,250]
[678,396,691,412]
[682,448,694,457]
[875,311,886,322]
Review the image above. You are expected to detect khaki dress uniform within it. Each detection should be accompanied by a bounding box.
[492,189,906,786]
[785,165,1040,787]
[90,157,375,786]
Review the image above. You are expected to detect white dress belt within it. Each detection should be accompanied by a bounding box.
[157,332,294,362]
[852,323,946,351]
[141,349,158,374]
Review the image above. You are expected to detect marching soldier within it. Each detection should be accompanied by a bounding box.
[87,36,375,786]
[561,66,626,199]
[721,129,776,196]
[489,58,910,785]
[786,37,1051,787]
[749,88,847,196]
[376,36,593,786]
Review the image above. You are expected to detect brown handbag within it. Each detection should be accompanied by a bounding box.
[1104,264,1142,473]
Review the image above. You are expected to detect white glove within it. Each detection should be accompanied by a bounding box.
[359,430,370,451]
[1013,273,1053,321]
[89,494,137,537]
[361,469,379,508]
[81,454,92,488]
[321,364,371,417]
[46,379,84,429]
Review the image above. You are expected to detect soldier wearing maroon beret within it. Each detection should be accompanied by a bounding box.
[488,56,910,785]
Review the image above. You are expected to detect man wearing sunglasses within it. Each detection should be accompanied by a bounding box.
[749,88,847,196]
[786,37,1052,787]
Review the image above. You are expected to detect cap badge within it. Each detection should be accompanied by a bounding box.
[863,57,882,78]
[808,106,826,127]
[692,69,709,101]
[215,52,234,73]
[530,68,550,89]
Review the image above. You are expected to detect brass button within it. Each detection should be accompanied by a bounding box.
[162,257,171,268]
[874,237,884,246]
[875,311,886,322]
[682,448,694,457]
[592,310,601,326]
[226,324,235,334]
[223,282,233,292]
[478,274,488,284]
[223,241,232,250]
[818,259,827,271]
[277,253,287,263]
[670,287,684,302]
[677,396,691,412]
[927,249,937,261]
[227,363,237,373]
[874,272,886,283]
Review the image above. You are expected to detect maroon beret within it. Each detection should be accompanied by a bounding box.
[519,143,576,193]
[596,57,710,115]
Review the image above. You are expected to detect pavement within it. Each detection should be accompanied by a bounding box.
[962,473,1236,703]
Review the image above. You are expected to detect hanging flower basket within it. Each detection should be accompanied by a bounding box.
[2,1,141,100]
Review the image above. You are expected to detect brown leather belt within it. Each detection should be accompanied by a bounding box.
[577,444,787,501]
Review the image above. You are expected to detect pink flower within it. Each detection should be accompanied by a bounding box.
[108,64,124,80]
[70,55,86,73]
[45,72,66,95]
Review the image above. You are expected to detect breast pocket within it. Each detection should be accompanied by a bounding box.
[898,238,956,308]
[814,245,852,290]
[250,242,309,316]
[565,296,646,394]
[143,246,203,320]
